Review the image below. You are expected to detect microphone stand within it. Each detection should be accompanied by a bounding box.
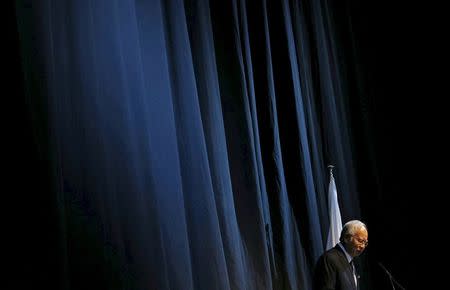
[378,262,406,290]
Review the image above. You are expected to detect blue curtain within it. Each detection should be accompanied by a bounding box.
[15,0,363,289]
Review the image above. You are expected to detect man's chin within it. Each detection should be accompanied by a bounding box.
[352,251,362,257]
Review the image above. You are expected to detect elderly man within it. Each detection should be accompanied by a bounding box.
[313,220,369,290]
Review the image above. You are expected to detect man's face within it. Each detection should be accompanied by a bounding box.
[345,227,368,258]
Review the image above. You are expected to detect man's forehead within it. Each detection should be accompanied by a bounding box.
[355,228,368,237]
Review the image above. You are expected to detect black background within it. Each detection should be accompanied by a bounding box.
[345,1,444,289]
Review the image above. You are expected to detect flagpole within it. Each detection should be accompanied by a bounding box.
[327,164,334,175]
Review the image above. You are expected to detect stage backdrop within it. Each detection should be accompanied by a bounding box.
[15,0,367,289]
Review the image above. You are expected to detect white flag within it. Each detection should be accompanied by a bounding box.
[326,167,342,250]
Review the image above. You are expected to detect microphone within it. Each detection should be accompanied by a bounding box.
[378,262,392,277]
[378,262,406,290]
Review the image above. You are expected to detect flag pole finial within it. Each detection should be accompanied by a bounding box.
[327,165,334,176]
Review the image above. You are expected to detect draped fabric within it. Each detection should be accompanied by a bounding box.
[15,0,363,289]
[326,168,343,250]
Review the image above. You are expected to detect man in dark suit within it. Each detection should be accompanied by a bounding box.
[313,220,368,290]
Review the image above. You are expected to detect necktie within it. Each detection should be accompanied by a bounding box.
[350,260,358,289]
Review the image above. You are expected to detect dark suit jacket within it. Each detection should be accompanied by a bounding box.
[313,245,359,290]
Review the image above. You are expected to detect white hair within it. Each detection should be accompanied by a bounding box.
[340,220,367,240]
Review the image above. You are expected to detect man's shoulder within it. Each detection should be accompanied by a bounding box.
[320,247,346,264]
[322,246,341,257]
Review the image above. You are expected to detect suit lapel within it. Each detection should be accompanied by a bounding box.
[334,245,358,290]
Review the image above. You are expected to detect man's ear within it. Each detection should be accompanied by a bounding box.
[342,234,351,244]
